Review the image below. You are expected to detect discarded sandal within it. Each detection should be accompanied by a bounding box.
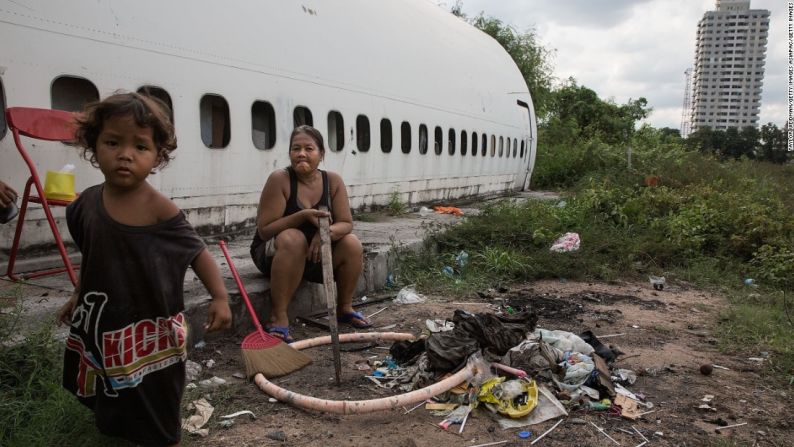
[337,311,372,329]
[265,325,294,343]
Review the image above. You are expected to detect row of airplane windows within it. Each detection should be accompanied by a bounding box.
[0,76,528,160]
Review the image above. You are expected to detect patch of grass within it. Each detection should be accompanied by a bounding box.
[0,285,121,446]
[718,289,794,384]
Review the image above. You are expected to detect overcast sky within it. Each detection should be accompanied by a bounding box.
[449,0,787,130]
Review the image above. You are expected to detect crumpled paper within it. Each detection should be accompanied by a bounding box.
[182,398,214,437]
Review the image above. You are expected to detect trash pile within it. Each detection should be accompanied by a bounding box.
[375,307,654,440]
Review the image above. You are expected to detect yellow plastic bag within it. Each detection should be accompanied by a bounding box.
[44,170,76,201]
[478,377,539,419]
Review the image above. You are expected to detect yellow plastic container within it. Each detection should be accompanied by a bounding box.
[478,377,539,419]
[43,170,76,201]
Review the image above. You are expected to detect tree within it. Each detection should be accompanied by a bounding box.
[544,79,650,145]
[758,122,788,164]
[452,3,556,118]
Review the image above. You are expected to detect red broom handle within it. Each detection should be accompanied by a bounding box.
[219,241,268,340]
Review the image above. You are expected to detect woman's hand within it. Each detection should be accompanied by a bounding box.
[301,208,331,228]
[0,180,17,207]
[57,291,79,326]
[308,232,322,263]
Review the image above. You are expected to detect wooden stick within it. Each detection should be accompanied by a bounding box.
[403,400,427,414]
[596,333,626,338]
[531,419,564,445]
[367,306,388,319]
[590,421,621,446]
[319,207,342,385]
[631,425,649,443]
[714,422,747,431]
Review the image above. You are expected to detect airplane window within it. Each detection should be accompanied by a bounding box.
[448,128,456,155]
[0,78,6,140]
[199,94,231,149]
[294,106,313,128]
[51,76,99,112]
[380,118,392,153]
[513,138,518,158]
[252,101,277,150]
[481,134,487,156]
[401,121,411,153]
[356,115,370,152]
[499,136,504,157]
[434,126,443,155]
[521,140,525,158]
[419,124,428,154]
[472,132,478,156]
[138,86,174,122]
[490,135,496,157]
[460,131,468,156]
[327,111,344,152]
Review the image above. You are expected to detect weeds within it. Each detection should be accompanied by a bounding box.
[394,134,794,382]
[0,285,119,446]
[385,191,408,216]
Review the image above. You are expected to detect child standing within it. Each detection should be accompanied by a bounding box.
[56,92,232,446]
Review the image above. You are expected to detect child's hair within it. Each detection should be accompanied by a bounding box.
[75,91,177,169]
[289,125,326,156]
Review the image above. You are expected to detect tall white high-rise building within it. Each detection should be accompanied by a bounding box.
[690,0,770,132]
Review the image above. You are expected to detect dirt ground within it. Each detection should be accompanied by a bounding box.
[184,280,793,447]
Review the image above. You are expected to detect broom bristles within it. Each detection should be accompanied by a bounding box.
[242,342,312,378]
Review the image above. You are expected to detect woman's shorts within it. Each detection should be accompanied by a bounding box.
[250,235,335,284]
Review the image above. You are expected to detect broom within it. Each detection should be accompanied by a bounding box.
[219,240,312,378]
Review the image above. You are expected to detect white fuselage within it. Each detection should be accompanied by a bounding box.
[0,0,536,249]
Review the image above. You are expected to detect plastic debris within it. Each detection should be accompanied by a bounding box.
[204,359,215,368]
[394,287,426,304]
[613,368,637,385]
[478,377,539,419]
[456,250,469,268]
[442,266,455,277]
[550,232,580,252]
[433,206,463,216]
[495,385,567,429]
[181,398,214,437]
[418,206,432,217]
[185,360,202,381]
[426,319,455,333]
[649,275,666,291]
[534,329,595,355]
[194,340,207,349]
[438,404,471,430]
[198,376,227,388]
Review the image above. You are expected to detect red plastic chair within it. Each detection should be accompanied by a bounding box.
[5,107,79,286]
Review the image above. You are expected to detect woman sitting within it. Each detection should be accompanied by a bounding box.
[250,125,370,342]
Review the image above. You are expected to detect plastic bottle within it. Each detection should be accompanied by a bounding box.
[456,250,469,268]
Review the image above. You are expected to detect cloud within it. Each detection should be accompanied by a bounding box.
[459,0,655,29]
[455,0,786,129]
